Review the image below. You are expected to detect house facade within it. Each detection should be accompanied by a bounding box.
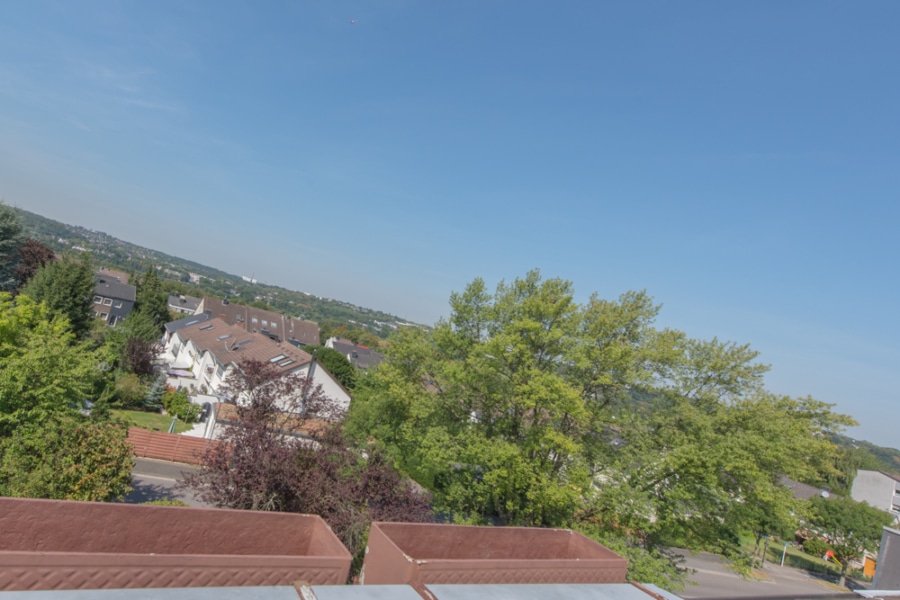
[851,469,900,520]
[195,297,320,347]
[92,270,136,327]
[163,318,350,415]
[325,337,386,370]
[168,294,202,315]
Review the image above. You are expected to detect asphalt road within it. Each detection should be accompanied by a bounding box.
[126,457,212,507]
[676,549,858,600]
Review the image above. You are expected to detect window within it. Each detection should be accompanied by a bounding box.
[172,341,181,356]
[216,363,225,378]
[270,322,277,330]
[99,312,108,319]
[102,298,113,306]
[251,317,258,324]
[114,301,123,308]
[262,320,268,327]
[93,295,103,304]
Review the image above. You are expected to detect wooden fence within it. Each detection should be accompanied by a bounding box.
[127,427,220,465]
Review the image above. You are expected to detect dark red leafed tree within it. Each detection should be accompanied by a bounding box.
[15,238,55,291]
[184,359,431,570]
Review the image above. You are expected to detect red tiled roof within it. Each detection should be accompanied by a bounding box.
[199,298,320,346]
[175,318,313,375]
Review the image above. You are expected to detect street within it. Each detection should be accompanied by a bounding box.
[676,549,857,600]
[126,457,211,507]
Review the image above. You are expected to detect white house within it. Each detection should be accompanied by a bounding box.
[163,318,351,416]
[851,469,900,521]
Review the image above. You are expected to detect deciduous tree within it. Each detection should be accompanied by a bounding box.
[0,294,99,434]
[807,495,893,585]
[0,415,133,501]
[14,238,55,291]
[186,359,429,574]
[346,270,855,589]
[303,345,357,390]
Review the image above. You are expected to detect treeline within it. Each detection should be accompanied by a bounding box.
[16,208,413,338]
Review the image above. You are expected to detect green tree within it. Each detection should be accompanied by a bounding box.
[134,266,169,327]
[20,253,95,337]
[347,270,856,589]
[0,294,99,435]
[304,345,357,390]
[0,202,24,293]
[0,414,133,501]
[0,293,134,501]
[807,495,894,585]
[162,389,199,422]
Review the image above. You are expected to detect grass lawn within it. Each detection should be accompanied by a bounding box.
[111,409,195,434]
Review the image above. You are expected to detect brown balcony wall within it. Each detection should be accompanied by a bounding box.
[360,522,628,585]
[0,497,351,591]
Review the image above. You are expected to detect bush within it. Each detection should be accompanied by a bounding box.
[802,537,833,557]
[114,374,146,408]
[162,389,200,422]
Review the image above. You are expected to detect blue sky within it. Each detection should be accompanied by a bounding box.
[1,1,897,449]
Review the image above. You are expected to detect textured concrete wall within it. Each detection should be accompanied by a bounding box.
[874,526,900,589]
[0,497,351,590]
[360,522,628,585]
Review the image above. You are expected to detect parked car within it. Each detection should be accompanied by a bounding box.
[198,402,212,423]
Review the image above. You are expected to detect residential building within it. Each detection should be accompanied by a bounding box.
[780,475,830,501]
[168,293,202,315]
[325,337,386,370]
[195,297,320,347]
[851,469,900,520]
[163,318,350,415]
[92,270,136,327]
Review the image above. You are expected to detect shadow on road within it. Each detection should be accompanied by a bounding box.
[125,479,180,504]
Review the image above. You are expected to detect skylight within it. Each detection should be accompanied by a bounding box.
[269,354,287,363]
[199,324,213,331]
[218,334,232,340]
[278,359,295,367]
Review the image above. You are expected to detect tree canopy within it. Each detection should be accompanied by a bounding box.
[15,238,55,292]
[134,266,169,327]
[346,270,855,588]
[0,292,133,500]
[20,253,95,338]
[807,495,893,585]
[186,359,430,576]
[304,345,357,390]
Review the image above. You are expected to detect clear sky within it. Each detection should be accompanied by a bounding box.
[1,1,897,449]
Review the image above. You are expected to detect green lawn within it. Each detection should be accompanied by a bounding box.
[111,409,195,433]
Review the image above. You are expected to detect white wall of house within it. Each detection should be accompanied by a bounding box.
[851,470,900,518]
[163,331,350,414]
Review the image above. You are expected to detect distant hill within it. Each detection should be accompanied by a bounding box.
[832,433,900,475]
[16,208,422,340]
